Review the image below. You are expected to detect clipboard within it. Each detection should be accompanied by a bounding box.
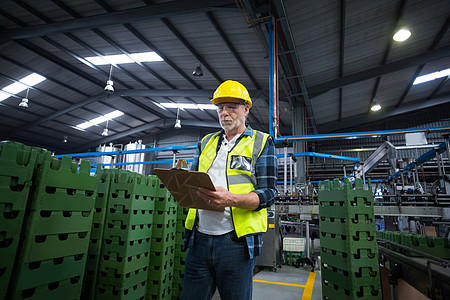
[153,168,223,211]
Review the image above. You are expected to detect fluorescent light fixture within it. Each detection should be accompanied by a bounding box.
[160,103,217,110]
[393,26,411,42]
[85,51,163,65]
[75,110,124,130]
[413,68,450,85]
[0,73,46,102]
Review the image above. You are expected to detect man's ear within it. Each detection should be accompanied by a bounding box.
[243,105,250,115]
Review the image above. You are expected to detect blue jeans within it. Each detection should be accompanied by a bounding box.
[180,230,256,300]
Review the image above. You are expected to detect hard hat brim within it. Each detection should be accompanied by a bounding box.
[211,97,251,108]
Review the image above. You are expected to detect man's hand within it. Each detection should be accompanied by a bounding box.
[196,186,260,210]
[196,186,232,209]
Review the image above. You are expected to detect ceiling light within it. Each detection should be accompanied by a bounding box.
[174,107,181,129]
[371,102,381,111]
[413,68,450,85]
[19,88,30,108]
[19,98,28,108]
[393,26,411,42]
[174,119,181,129]
[193,62,203,77]
[104,65,114,94]
[102,119,109,136]
[63,136,68,143]
[85,51,163,66]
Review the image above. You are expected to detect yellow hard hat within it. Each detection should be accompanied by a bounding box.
[211,80,252,108]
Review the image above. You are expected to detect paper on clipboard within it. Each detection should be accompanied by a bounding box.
[153,168,223,211]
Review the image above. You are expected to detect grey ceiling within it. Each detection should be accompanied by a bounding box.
[0,0,449,153]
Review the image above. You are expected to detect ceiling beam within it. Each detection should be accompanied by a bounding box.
[0,0,235,40]
[162,18,263,127]
[317,92,450,133]
[272,0,317,134]
[162,18,223,83]
[73,119,224,152]
[395,15,450,107]
[308,44,450,98]
[206,11,260,90]
[114,89,263,98]
[427,76,449,100]
[338,0,346,121]
[73,119,166,152]
[367,0,407,112]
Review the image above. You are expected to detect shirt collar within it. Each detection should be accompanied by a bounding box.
[216,125,253,151]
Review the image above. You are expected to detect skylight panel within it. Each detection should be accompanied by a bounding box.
[130,52,163,62]
[75,110,124,130]
[413,68,450,85]
[0,73,46,102]
[20,73,46,86]
[3,82,28,95]
[85,52,163,65]
[160,103,217,110]
[0,91,11,102]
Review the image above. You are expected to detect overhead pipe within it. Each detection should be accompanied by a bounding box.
[267,17,450,142]
[55,144,197,158]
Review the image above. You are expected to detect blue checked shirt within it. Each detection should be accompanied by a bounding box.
[188,126,278,258]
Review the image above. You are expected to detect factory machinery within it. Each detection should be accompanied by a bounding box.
[272,137,450,300]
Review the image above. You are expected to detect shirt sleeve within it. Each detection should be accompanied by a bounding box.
[252,136,278,210]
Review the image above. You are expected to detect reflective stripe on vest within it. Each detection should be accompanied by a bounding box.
[185,130,270,238]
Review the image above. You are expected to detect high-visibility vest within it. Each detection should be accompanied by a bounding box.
[185,130,269,238]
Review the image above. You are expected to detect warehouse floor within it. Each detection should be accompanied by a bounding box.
[253,266,322,300]
[212,265,322,299]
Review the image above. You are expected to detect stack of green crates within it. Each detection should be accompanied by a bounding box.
[172,206,188,299]
[319,178,381,300]
[0,142,41,300]
[96,169,155,299]
[146,176,177,300]
[376,231,450,259]
[10,155,97,299]
[82,169,112,299]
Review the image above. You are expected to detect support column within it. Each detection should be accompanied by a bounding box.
[293,103,306,184]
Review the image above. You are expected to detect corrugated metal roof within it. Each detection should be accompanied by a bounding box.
[0,0,448,152]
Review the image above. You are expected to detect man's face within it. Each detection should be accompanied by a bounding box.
[216,103,249,131]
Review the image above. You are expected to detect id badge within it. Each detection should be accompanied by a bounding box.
[230,155,252,172]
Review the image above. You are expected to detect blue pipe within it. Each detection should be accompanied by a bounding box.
[274,126,450,142]
[91,158,194,169]
[308,179,384,184]
[268,18,275,139]
[276,151,360,162]
[56,144,197,158]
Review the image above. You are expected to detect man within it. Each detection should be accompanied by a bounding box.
[181,80,278,299]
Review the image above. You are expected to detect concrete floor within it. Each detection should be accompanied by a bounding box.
[212,265,322,299]
[252,265,322,300]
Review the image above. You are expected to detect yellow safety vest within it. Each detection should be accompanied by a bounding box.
[185,129,270,238]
